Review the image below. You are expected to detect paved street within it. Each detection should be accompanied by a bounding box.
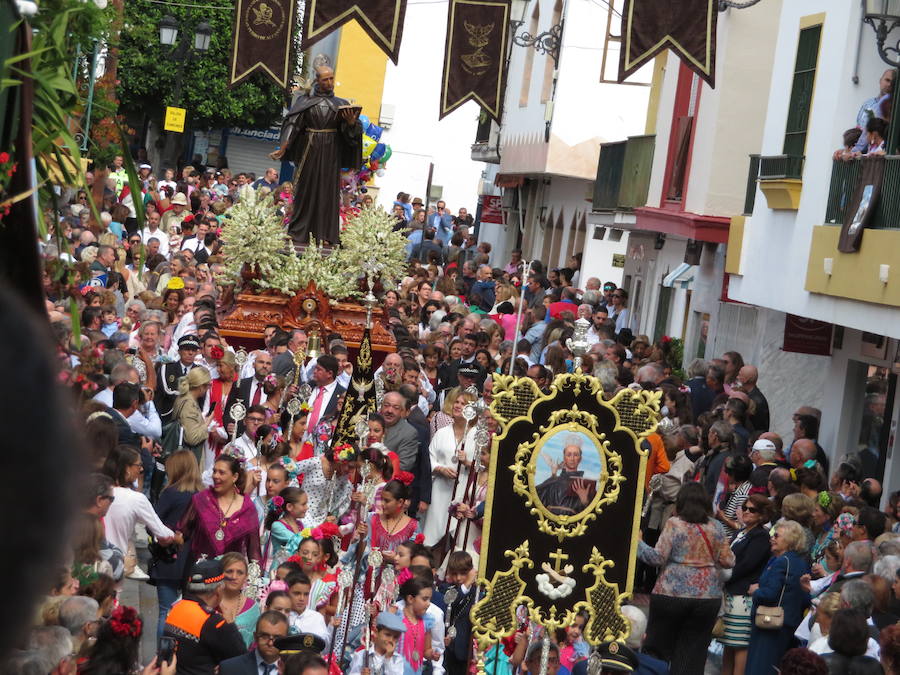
[119,537,160,663]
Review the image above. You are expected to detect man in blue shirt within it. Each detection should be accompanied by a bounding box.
[429,200,454,250]
[252,167,280,191]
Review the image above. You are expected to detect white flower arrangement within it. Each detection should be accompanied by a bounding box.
[218,194,407,303]
[337,206,409,292]
[217,186,297,294]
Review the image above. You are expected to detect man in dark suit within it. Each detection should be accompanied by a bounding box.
[219,610,289,675]
[399,384,432,517]
[305,355,346,433]
[380,391,420,472]
[155,334,201,422]
[228,349,274,436]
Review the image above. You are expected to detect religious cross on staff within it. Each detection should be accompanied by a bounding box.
[333,458,378,668]
[229,400,246,444]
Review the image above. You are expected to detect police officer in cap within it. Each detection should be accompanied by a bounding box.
[157,334,201,422]
[275,633,328,675]
[578,641,640,675]
[163,558,245,674]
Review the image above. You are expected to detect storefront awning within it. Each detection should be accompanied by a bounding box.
[663,262,695,289]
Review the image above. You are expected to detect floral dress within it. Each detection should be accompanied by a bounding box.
[286,456,352,529]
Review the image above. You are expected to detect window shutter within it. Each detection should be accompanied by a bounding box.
[783,25,822,157]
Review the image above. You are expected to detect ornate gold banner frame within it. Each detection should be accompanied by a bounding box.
[473,371,660,648]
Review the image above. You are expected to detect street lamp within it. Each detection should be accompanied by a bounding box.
[159,14,178,46]
[194,21,212,52]
[864,0,900,66]
[157,15,212,168]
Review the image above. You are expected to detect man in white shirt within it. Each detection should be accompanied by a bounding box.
[285,572,330,651]
[141,210,170,257]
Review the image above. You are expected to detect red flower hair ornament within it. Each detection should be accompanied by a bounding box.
[108,605,142,639]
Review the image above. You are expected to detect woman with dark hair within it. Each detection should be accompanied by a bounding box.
[150,450,203,637]
[819,609,883,674]
[717,454,754,539]
[80,605,175,674]
[796,467,827,499]
[777,648,827,675]
[161,287,185,324]
[176,454,261,567]
[422,345,442,389]
[418,300,441,340]
[473,348,493,373]
[639,482,735,674]
[746,520,812,675]
[721,494,774,675]
[661,385,694,426]
[722,351,745,392]
[102,446,174,578]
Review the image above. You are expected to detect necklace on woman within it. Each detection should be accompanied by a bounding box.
[382,512,404,536]
[215,491,239,541]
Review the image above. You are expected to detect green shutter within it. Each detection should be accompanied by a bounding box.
[783,25,822,157]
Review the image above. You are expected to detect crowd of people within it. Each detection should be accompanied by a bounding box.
[11,152,900,675]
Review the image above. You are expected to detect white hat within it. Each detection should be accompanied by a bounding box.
[170,192,188,206]
[139,163,152,170]
[752,439,776,452]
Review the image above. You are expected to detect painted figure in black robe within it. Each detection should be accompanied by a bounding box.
[536,436,597,516]
[272,65,362,246]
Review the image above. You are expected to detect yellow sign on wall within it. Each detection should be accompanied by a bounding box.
[164,107,187,133]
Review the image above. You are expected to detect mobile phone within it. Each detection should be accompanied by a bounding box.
[157,636,176,666]
[208,401,217,415]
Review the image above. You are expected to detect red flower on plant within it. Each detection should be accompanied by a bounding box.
[0,152,9,163]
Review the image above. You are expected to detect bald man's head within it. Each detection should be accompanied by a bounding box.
[738,365,758,389]
[315,66,335,93]
[791,438,817,468]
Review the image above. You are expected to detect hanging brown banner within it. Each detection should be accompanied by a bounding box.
[229,0,297,88]
[839,156,885,253]
[619,0,717,87]
[302,0,407,65]
[440,0,510,122]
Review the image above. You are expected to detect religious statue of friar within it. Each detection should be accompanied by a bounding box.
[270,64,362,246]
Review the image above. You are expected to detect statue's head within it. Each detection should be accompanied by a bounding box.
[315,66,335,94]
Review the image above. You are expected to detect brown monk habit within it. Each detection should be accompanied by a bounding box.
[279,85,362,245]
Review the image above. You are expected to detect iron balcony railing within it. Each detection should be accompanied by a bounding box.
[758,154,805,180]
[743,154,804,216]
[825,157,900,230]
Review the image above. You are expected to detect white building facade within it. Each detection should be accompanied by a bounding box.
[728,0,900,494]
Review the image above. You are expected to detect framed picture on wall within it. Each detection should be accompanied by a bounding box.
[861,332,888,360]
